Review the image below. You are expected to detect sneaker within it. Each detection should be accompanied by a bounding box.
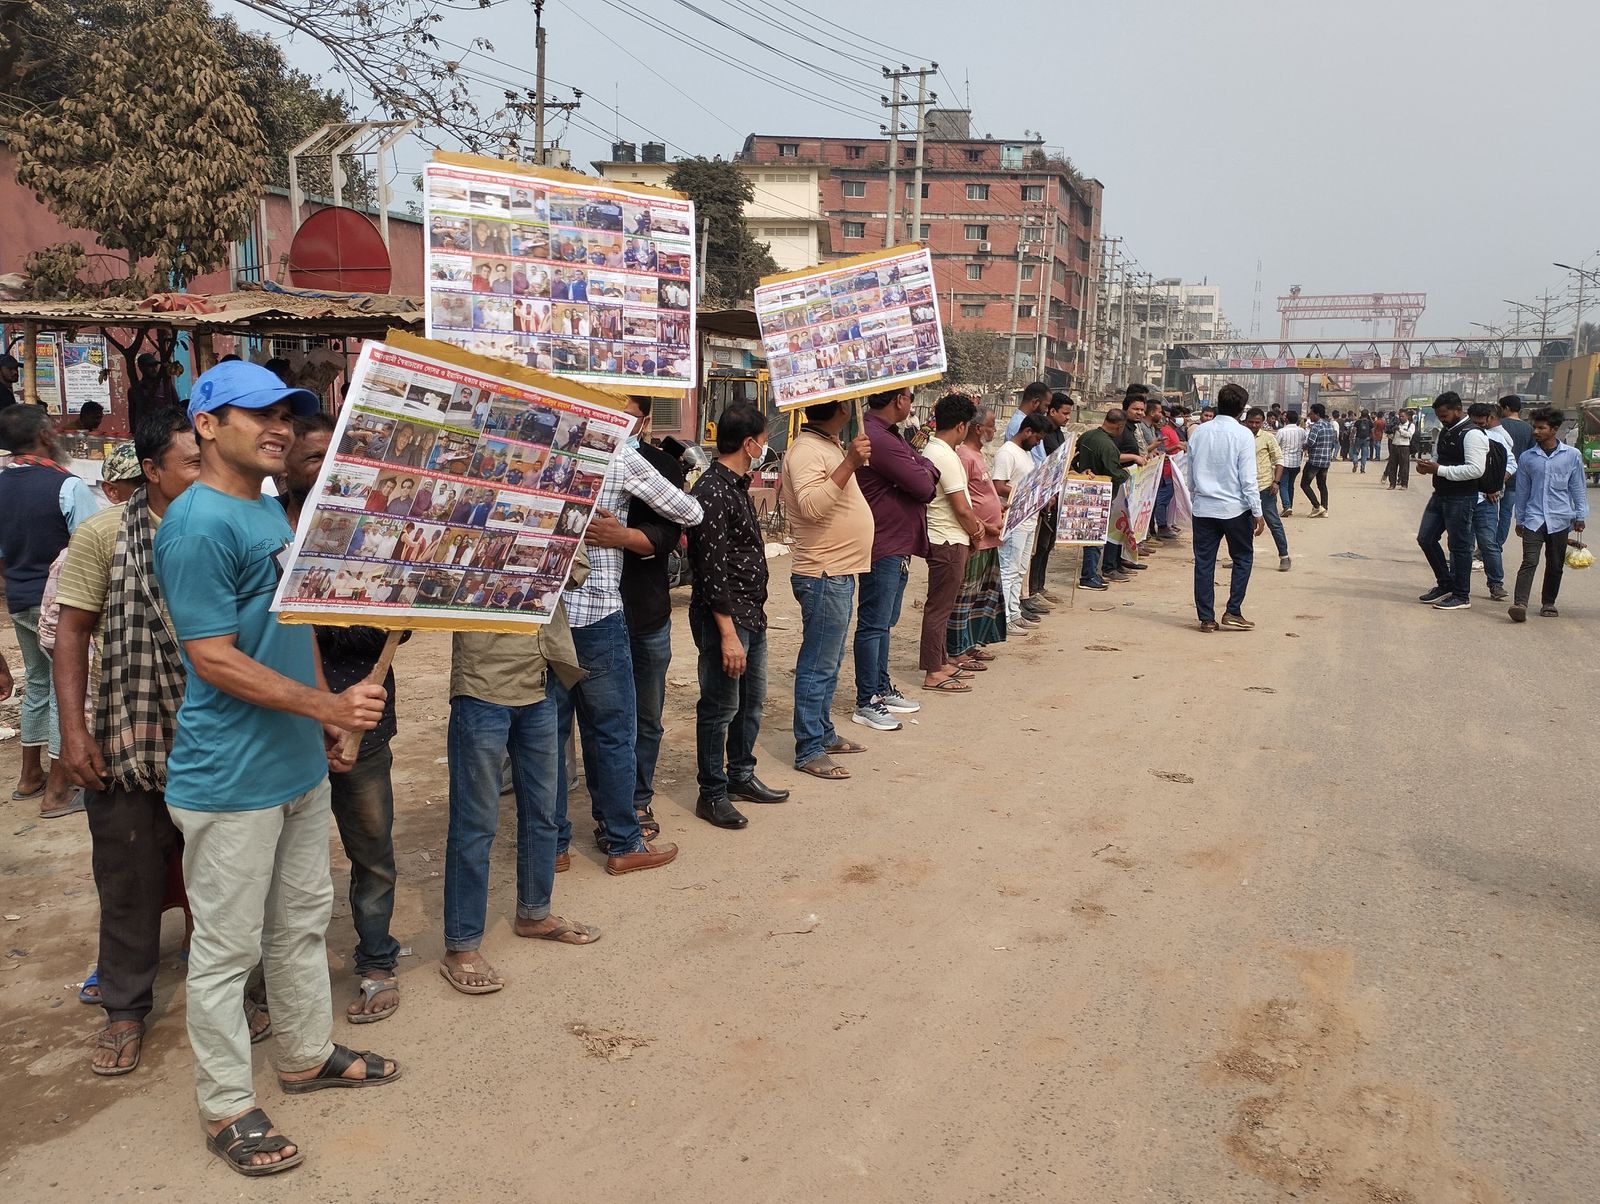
[1039,589,1064,604]
[1012,616,1039,630]
[1279,556,1291,572]
[1418,586,1451,604]
[1488,587,1508,601]
[1281,508,1293,516]
[1432,595,1471,611]
[1079,579,1109,591]
[1220,612,1255,630]
[1198,619,1219,632]
[876,686,921,715]
[1508,603,1526,623]
[1108,570,1133,582]
[1021,600,1051,615]
[851,702,902,732]
[1311,507,1327,518]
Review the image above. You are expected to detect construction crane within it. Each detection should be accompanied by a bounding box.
[1276,290,1427,403]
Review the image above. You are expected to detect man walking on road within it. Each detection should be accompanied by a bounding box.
[1509,407,1587,622]
[1495,396,1534,543]
[1244,406,1290,571]
[1472,402,1515,603]
[1351,411,1373,473]
[1386,410,1416,489]
[1301,403,1337,516]
[1275,410,1305,515]
[852,385,938,730]
[780,400,875,781]
[1416,392,1489,611]
[1186,384,1264,632]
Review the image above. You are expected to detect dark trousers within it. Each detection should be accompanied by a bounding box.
[920,542,969,671]
[329,742,400,977]
[1300,464,1330,509]
[1028,507,1057,593]
[88,785,180,1022]
[1417,491,1475,601]
[1514,525,1571,607]
[1384,448,1410,487]
[629,619,673,810]
[1192,512,1255,623]
[690,611,768,799]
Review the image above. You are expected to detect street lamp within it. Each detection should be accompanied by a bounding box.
[1553,260,1600,357]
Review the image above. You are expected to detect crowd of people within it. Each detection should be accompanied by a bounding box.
[0,356,1588,1177]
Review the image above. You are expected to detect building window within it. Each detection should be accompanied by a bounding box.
[960,303,986,318]
[842,180,866,198]
[964,224,989,241]
[903,146,916,163]
[845,145,864,160]
[1076,237,1091,262]
[903,182,929,199]
[964,148,983,163]
[966,183,989,201]
[1021,184,1044,202]
[1017,303,1036,319]
[966,263,984,281]
[905,221,930,240]
[1021,224,1044,244]
[1021,263,1035,281]
[842,220,866,239]
[1000,143,1023,169]
[778,142,799,157]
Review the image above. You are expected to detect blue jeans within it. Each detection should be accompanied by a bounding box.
[1192,511,1255,622]
[1495,488,1516,547]
[328,742,401,976]
[11,606,58,756]
[791,573,855,767]
[690,610,767,798]
[1078,543,1104,586]
[1154,475,1174,527]
[1278,466,1300,511]
[852,554,908,707]
[1260,488,1288,557]
[1473,497,1504,590]
[1353,440,1370,471]
[629,619,673,811]
[553,610,646,856]
[445,695,560,951]
[1417,492,1474,601]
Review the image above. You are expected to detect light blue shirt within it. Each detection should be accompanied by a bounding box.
[154,483,326,812]
[1185,413,1261,519]
[1513,442,1588,534]
[1003,407,1046,465]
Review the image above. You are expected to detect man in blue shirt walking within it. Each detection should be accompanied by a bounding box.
[1186,384,1265,632]
[1508,407,1588,622]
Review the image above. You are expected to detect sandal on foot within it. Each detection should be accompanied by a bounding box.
[921,676,971,692]
[279,1043,401,1094]
[635,806,661,842]
[798,754,850,780]
[206,1107,304,1177]
[439,958,504,995]
[40,787,86,819]
[952,658,988,672]
[968,648,997,662]
[244,995,273,1044]
[78,968,100,1005]
[824,738,867,755]
[517,916,601,945]
[91,1021,144,1077]
[346,976,399,1024]
[11,783,45,802]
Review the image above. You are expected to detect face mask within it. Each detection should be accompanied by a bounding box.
[625,434,641,450]
[751,443,774,470]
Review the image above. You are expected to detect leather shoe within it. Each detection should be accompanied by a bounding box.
[604,842,680,875]
[555,850,571,873]
[695,796,748,829]
[728,775,789,804]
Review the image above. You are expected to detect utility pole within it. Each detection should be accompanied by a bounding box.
[1008,232,1030,383]
[883,65,935,246]
[534,0,547,161]
[881,72,901,248]
[910,65,934,244]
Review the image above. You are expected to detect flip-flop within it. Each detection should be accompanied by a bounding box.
[91,1021,143,1077]
[968,648,997,662]
[346,976,400,1024]
[40,788,86,819]
[517,917,601,945]
[79,968,100,1004]
[438,958,504,995]
[921,677,971,693]
[952,659,988,672]
[11,784,45,802]
[824,738,867,755]
[798,754,850,780]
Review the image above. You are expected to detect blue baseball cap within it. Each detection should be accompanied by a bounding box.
[187,360,320,422]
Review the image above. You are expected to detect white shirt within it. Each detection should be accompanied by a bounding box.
[994,440,1037,537]
[1185,413,1261,519]
[1390,419,1416,445]
[1275,423,1307,468]
[1434,418,1489,481]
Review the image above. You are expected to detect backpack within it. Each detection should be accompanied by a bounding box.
[1477,434,1508,495]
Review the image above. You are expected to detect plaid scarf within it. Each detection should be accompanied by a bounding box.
[95,488,185,791]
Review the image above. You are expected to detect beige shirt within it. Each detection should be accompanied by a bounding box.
[1253,429,1283,492]
[779,427,874,576]
[921,435,971,547]
[449,550,589,705]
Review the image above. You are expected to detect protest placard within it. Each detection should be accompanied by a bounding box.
[1166,450,1193,529]
[999,436,1075,537]
[423,151,695,395]
[1055,473,1114,546]
[1106,454,1165,556]
[755,244,946,410]
[60,334,112,415]
[271,332,633,633]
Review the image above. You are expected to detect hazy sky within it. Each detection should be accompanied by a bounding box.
[256,0,1600,339]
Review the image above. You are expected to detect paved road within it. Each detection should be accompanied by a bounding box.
[1,463,1593,1201]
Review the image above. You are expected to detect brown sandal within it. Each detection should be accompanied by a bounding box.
[516,916,602,945]
[824,738,867,755]
[91,1021,144,1077]
[798,754,851,780]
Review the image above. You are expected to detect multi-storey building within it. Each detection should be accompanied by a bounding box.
[739,111,1102,387]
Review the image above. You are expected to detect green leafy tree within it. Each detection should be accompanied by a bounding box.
[666,157,777,304]
[11,0,266,291]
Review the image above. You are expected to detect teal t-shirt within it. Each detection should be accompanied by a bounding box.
[154,483,325,811]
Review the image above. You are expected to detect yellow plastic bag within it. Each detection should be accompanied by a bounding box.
[1565,543,1593,570]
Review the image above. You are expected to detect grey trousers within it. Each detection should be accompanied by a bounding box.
[169,779,336,1121]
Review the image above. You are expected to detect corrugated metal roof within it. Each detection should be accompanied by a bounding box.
[0,283,422,338]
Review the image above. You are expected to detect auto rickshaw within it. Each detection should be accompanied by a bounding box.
[1573,399,1600,485]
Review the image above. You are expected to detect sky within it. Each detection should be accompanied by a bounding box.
[247,0,1600,341]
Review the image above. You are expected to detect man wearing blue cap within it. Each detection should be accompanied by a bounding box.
[153,361,400,1177]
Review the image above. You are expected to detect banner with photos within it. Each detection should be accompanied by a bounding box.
[755,244,947,410]
[271,332,633,632]
[1106,454,1165,555]
[1054,473,1114,546]
[1000,436,1075,538]
[423,151,695,395]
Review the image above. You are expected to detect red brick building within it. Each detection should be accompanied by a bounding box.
[740,111,1101,387]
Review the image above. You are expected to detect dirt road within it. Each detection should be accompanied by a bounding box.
[2,466,1594,1201]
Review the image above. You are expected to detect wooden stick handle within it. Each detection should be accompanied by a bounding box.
[334,631,403,765]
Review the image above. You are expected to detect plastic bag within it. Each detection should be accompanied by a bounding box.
[1565,542,1593,570]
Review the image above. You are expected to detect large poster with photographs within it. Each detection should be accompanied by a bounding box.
[999,437,1075,538]
[423,151,695,392]
[271,333,633,631]
[1106,455,1166,556]
[755,244,947,410]
[1054,474,1114,546]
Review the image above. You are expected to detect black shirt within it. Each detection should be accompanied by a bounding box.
[315,625,408,757]
[0,380,15,410]
[688,460,768,633]
[1040,425,1065,455]
[621,439,687,635]
[1115,422,1141,459]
